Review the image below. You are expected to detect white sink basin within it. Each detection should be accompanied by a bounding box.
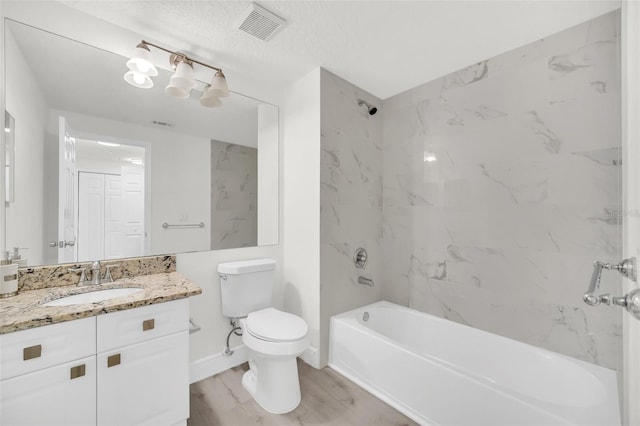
[42,287,142,307]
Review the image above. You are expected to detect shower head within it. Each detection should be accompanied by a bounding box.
[358,99,378,116]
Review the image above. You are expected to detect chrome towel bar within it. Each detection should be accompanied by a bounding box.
[162,222,205,229]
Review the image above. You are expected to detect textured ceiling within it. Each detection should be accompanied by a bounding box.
[60,0,619,99]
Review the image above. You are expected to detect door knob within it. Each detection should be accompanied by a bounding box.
[620,289,640,320]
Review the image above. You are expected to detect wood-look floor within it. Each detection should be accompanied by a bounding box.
[188,360,418,426]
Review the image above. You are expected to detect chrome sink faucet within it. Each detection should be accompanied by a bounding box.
[69,261,118,286]
[90,261,102,285]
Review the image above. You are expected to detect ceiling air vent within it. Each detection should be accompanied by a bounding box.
[237,3,286,41]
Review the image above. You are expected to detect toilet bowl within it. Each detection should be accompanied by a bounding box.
[240,308,309,414]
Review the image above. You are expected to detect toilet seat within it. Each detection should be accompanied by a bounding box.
[246,308,308,342]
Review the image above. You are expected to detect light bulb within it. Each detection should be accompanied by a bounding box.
[133,73,146,85]
[137,62,150,73]
[124,70,153,89]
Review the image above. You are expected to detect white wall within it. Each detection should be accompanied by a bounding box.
[5,28,48,265]
[46,109,211,256]
[257,104,279,246]
[283,68,322,367]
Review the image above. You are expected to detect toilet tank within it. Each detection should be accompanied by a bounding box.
[218,258,276,318]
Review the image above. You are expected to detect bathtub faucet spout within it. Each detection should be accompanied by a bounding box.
[358,276,374,287]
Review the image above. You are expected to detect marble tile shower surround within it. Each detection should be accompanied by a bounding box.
[382,11,622,370]
[210,140,258,250]
[18,255,176,291]
[319,69,383,366]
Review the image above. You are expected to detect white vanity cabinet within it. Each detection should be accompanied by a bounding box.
[0,298,190,426]
[0,317,97,426]
[96,299,189,426]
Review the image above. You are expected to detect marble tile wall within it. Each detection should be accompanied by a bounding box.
[381,11,622,370]
[319,69,384,366]
[210,140,258,250]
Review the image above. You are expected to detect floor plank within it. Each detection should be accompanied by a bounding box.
[188,360,417,426]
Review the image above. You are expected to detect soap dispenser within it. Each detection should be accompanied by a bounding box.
[0,251,18,298]
[10,247,27,267]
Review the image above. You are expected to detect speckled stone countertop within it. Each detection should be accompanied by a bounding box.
[0,272,202,334]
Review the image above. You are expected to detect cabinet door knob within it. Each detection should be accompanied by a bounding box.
[70,364,86,379]
[142,319,155,331]
[23,344,42,360]
[107,353,121,368]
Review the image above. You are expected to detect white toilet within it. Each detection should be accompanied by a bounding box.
[218,258,309,414]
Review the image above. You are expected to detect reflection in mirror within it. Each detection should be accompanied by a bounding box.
[4,19,279,267]
[4,111,15,204]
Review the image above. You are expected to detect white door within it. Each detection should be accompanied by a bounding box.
[622,2,639,424]
[78,173,105,262]
[104,174,124,259]
[121,166,145,257]
[58,116,78,264]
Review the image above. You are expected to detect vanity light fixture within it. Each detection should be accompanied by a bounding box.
[123,40,229,108]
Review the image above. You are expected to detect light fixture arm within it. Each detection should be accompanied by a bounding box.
[140,40,222,73]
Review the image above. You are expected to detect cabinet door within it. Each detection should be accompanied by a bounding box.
[0,356,96,426]
[97,331,188,426]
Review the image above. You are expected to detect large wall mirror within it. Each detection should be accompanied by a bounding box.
[4,18,279,267]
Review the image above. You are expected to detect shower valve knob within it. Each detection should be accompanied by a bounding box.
[354,248,368,269]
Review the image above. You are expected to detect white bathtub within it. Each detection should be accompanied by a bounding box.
[328,301,620,426]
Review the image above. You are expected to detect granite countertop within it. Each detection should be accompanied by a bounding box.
[0,272,202,334]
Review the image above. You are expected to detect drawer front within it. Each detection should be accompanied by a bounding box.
[0,317,96,380]
[97,299,188,352]
[0,356,96,426]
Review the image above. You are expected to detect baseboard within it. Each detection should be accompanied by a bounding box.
[190,345,248,384]
[299,345,320,368]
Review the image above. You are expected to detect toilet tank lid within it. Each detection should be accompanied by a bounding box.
[217,258,276,274]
